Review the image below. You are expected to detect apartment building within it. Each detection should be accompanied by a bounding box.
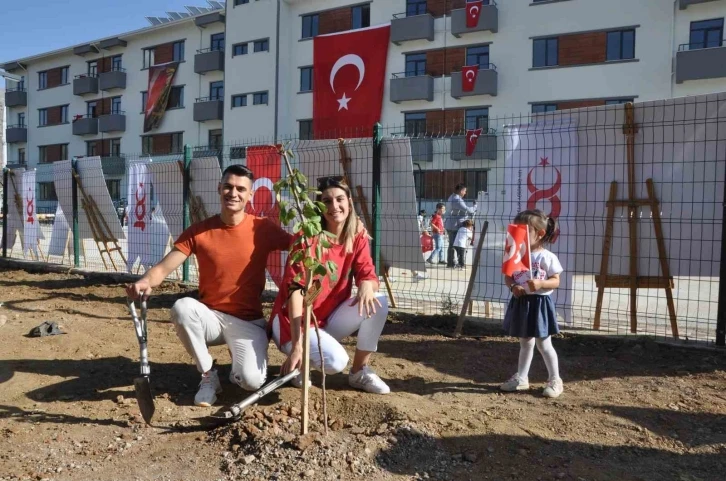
[3,0,726,207]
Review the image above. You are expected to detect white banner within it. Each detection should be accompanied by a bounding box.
[473,119,578,325]
[48,204,71,257]
[127,162,150,271]
[22,170,39,258]
[147,160,183,239]
[1,168,25,252]
[148,204,172,266]
[190,156,222,220]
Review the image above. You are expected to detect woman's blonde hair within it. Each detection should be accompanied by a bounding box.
[317,176,358,254]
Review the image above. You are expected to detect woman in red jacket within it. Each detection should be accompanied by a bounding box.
[269,176,390,394]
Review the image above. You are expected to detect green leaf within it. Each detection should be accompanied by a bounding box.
[293,272,303,283]
[326,260,338,275]
[323,230,337,239]
[329,273,338,282]
[303,203,318,218]
[295,171,308,185]
[302,223,316,237]
[293,222,302,233]
[314,264,327,277]
[315,243,322,260]
[319,236,331,248]
[293,236,305,246]
[303,257,316,269]
[290,250,304,263]
[315,202,327,213]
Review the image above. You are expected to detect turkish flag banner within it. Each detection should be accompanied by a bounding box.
[461,65,479,92]
[313,24,391,139]
[245,145,284,287]
[502,224,531,277]
[466,128,483,156]
[466,0,484,28]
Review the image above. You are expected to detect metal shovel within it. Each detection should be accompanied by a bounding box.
[214,368,301,422]
[127,298,155,425]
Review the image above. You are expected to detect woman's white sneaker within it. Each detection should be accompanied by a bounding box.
[349,366,390,394]
[499,374,530,392]
[194,370,222,407]
[542,378,564,398]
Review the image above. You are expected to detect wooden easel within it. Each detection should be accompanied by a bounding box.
[72,170,126,271]
[594,103,678,338]
[337,139,397,308]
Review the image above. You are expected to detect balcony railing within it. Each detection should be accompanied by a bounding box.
[678,40,725,51]
[450,63,499,98]
[100,67,127,90]
[390,11,435,44]
[99,111,127,133]
[676,40,726,83]
[73,74,99,95]
[194,97,224,121]
[195,48,225,74]
[390,72,434,103]
[72,114,99,136]
[6,124,28,143]
[5,88,27,107]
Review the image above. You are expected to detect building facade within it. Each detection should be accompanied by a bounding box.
[3,0,726,208]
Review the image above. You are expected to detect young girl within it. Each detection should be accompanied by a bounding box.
[452,219,474,269]
[500,209,563,398]
[269,177,390,394]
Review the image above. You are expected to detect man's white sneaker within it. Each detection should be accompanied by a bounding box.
[542,378,564,398]
[499,374,530,392]
[349,366,390,394]
[194,370,222,407]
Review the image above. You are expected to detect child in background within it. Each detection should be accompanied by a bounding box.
[426,203,446,265]
[500,209,564,398]
[452,219,474,269]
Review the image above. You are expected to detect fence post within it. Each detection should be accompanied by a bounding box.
[2,168,8,258]
[71,158,80,268]
[182,144,192,282]
[372,122,382,275]
[717,178,726,346]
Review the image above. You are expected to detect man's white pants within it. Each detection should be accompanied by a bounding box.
[271,293,389,374]
[170,297,268,391]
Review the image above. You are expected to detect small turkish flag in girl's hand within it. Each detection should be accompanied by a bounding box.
[502,224,531,277]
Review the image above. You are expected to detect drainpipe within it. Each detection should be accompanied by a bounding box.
[670,0,678,98]
[273,0,281,141]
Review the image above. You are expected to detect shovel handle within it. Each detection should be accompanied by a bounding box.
[227,369,301,418]
[127,297,149,341]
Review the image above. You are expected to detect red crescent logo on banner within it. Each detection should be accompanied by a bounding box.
[133,183,147,231]
[26,189,35,225]
[526,157,562,218]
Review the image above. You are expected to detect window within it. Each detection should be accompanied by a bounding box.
[111,55,123,71]
[232,94,247,107]
[465,108,489,131]
[211,33,225,52]
[87,101,97,117]
[111,97,122,114]
[168,86,184,109]
[142,136,152,155]
[60,144,68,160]
[88,60,98,76]
[39,109,48,126]
[405,53,427,77]
[234,0,249,4]
[689,19,724,50]
[111,138,121,156]
[300,67,313,92]
[253,91,268,105]
[87,141,98,157]
[143,48,155,69]
[209,129,223,149]
[210,81,224,100]
[233,43,248,56]
[106,180,121,201]
[39,182,58,201]
[253,39,269,52]
[18,113,25,127]
[39,146,47,162]
[466,45,490,68]
[302,14,319,39]
[299,120,313,140]
[173,41,185,62]
[171,133,183,153]
[533,37,558,67]
[38,71,47,89]
[17,76,25,91]
[61,67,69,84]
[61,105,69,123]
[352,4,371,30]
[532,103,558,113]
[18,148,26,164]
[404,112,427,137]
[406,0,427,17]
[605,98,635,105]
[606,29,635,61]
[141,92,148,112]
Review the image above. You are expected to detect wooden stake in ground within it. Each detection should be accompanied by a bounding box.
[453,221,489,337]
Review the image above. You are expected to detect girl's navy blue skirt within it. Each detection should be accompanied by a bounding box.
[503,294,560,338]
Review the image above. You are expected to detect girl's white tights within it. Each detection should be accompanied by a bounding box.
[517,336,560,381]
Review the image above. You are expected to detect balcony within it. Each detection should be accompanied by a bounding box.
[676,42,726,83]
[99,68,127,91]
[194,48,224,74]
[390,12,435,45]
[99,112,126,133]
[390,73,434,103]
[194,98,224,121]
[679,0,719,9]
[6,125,27,143]
[451,2,498,37]
[450,133,498,161]
[72,115,98,136]
[450,65,498,98]
[5,88,27,107]
[410,138,434,163]
[73,74,98,95]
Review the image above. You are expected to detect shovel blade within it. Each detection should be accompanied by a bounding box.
[134,376,155,424]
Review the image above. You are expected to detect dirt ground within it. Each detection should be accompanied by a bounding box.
[0,267,725,481]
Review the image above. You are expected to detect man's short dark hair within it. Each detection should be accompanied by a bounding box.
[455,183,467,192]
[222,164,254,182]
[436,203,445,210]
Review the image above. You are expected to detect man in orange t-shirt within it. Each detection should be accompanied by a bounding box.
[126,164,291,407]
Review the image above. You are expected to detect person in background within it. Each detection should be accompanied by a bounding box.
[412,209,429,281]
[426,203,446,265]
[444,183,477,268]
[452,219,474,269]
